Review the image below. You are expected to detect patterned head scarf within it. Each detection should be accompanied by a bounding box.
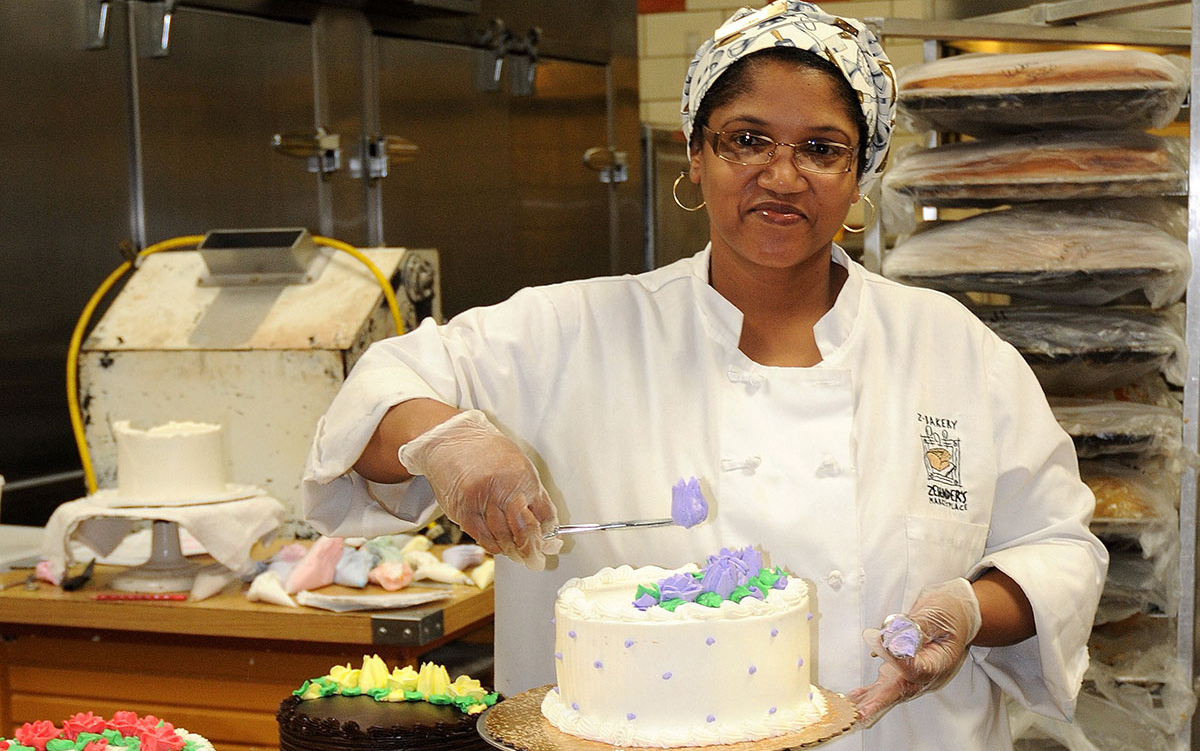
[681,0,896,192]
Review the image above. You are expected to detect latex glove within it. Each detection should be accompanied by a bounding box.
[398,410,562,570]
[848,578,982,727]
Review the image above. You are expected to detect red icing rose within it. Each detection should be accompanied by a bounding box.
[138,723,184,751]
[14,721,61,751]
[62,712,108,740]
[82,740,110,751]
[1,739,11,751]
[106,712,142,737]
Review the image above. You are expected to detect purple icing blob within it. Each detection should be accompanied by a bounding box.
[625,639,635,648]
[633,592,659,610]
[706,715,716,723]
[769,707,777,715]
[594,660,603,669]
[770,628,779,637]
[554,652,562,660]
[671,477,709,528]
[627,713,636,721]
[659,572,703,602]
[662,672,672,680]
[748,665,757,675]
[568,630,577,639]
[881,614,924,659]
[706,637,716,646]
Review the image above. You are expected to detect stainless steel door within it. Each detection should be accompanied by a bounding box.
[136,7,320,241]
[376,37,612,316]
[0,0,133,517]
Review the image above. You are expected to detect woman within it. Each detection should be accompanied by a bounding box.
[303,2,1107,748]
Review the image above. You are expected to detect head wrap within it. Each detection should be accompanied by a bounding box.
[681,0,896,192]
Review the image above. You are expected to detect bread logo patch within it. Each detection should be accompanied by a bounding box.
[919,413,967,512]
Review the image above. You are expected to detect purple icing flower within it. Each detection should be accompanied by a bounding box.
[772,573,788,590]
[633,592,659,611]
[699,547,759,597]
[659,573,703,603]
[671,477,709,529]
[881,614,925,659]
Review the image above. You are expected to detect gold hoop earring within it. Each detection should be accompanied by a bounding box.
[672,172,705,212]
[841,194,876,234]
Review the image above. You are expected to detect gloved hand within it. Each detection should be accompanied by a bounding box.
[848,577,982,727]
[398,409,562,570]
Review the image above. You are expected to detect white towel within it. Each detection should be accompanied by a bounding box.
[42,493,287,579]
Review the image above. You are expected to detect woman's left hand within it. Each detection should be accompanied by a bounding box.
[848,577,982,726]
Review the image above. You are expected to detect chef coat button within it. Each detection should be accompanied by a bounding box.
[826,570,844,590]
[815,455,840,477]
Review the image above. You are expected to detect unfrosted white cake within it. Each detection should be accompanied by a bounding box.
[113,420,228,503]
[541,549,823,747]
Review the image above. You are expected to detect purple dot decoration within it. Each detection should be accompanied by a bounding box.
[625,639,635,648]
[626,713,636,721]
[662,672,673,680]
[553,686,559,694]
[572,702,579,711]
[568,630,577,639]
[550,617,556,624]
[809,691,814,700]
[797,657,804,667]
[594,660,603,669]
[769,707,777,715]
[554,652,562,660]
[706,637,716,646]
[806,612,813,620]
[748,665,757,675]
[770,628,779,637]
[706,715,716,723]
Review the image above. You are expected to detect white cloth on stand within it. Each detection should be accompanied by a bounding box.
[42,493,287,578]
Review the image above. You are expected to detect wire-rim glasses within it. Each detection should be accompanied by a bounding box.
[703,126,855,175]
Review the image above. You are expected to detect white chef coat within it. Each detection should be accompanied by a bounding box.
[304,245,1107,751]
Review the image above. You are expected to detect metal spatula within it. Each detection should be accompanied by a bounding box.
[543,518,676,539]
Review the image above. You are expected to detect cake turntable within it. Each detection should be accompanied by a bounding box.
[477,686,858,751]
[108,519,199,593]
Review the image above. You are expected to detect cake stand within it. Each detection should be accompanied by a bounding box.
[477,686,858,751]
[108,520,200,593]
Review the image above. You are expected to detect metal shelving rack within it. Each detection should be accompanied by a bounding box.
[865,3,1197,747]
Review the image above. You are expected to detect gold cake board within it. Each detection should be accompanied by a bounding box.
[478,685,858,751]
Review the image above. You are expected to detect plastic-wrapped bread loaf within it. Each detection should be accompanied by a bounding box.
[882,204,1190,308]
[882,131,1186,209]
[897,49,1189,137]
[974,304,1185,396]
[1050,398,1182,460]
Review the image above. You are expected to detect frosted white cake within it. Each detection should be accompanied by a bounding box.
[541,550,823,747]
[114,420,228,503]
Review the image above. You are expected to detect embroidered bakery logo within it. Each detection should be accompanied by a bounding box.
[919,413,968,512]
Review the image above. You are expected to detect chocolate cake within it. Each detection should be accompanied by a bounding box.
[277,657,497,751]
[277,693,488,751]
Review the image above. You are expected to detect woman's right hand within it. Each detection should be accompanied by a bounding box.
[398,410,562,570]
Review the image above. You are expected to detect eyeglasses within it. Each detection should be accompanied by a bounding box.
[703,126,855,175]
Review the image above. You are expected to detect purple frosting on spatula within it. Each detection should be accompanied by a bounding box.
[671,477,708,528]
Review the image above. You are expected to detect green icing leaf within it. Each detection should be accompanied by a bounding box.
[340,687,363,697]
[403,690,424,701]
[292,679,312,697]
[74,733,104,745]
[3,743,34,751]
[757,568,781,588]
[426,694,453,706]
[695,591,722,608]
[182,742,199,751]
[634,583,660,602]
[729,585,752,603]
[484,692,499,706]
[44,740,74,751]
[367,687,390,700]
[101,730,124,743]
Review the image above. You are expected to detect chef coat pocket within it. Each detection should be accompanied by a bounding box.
[901,515,989,609]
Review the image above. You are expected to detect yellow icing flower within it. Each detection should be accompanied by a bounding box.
[299,682,325,700]
[385,688,408,702]
[388,665,419,692]
[358,654,390,692]
[328,663,361,691]
[416,662,451,697]
[466,704,487,715]
[448,675,487,701]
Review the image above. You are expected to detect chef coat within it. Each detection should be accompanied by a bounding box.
[304,245,1107,751]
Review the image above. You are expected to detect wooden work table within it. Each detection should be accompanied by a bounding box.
[0,559,495,751]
